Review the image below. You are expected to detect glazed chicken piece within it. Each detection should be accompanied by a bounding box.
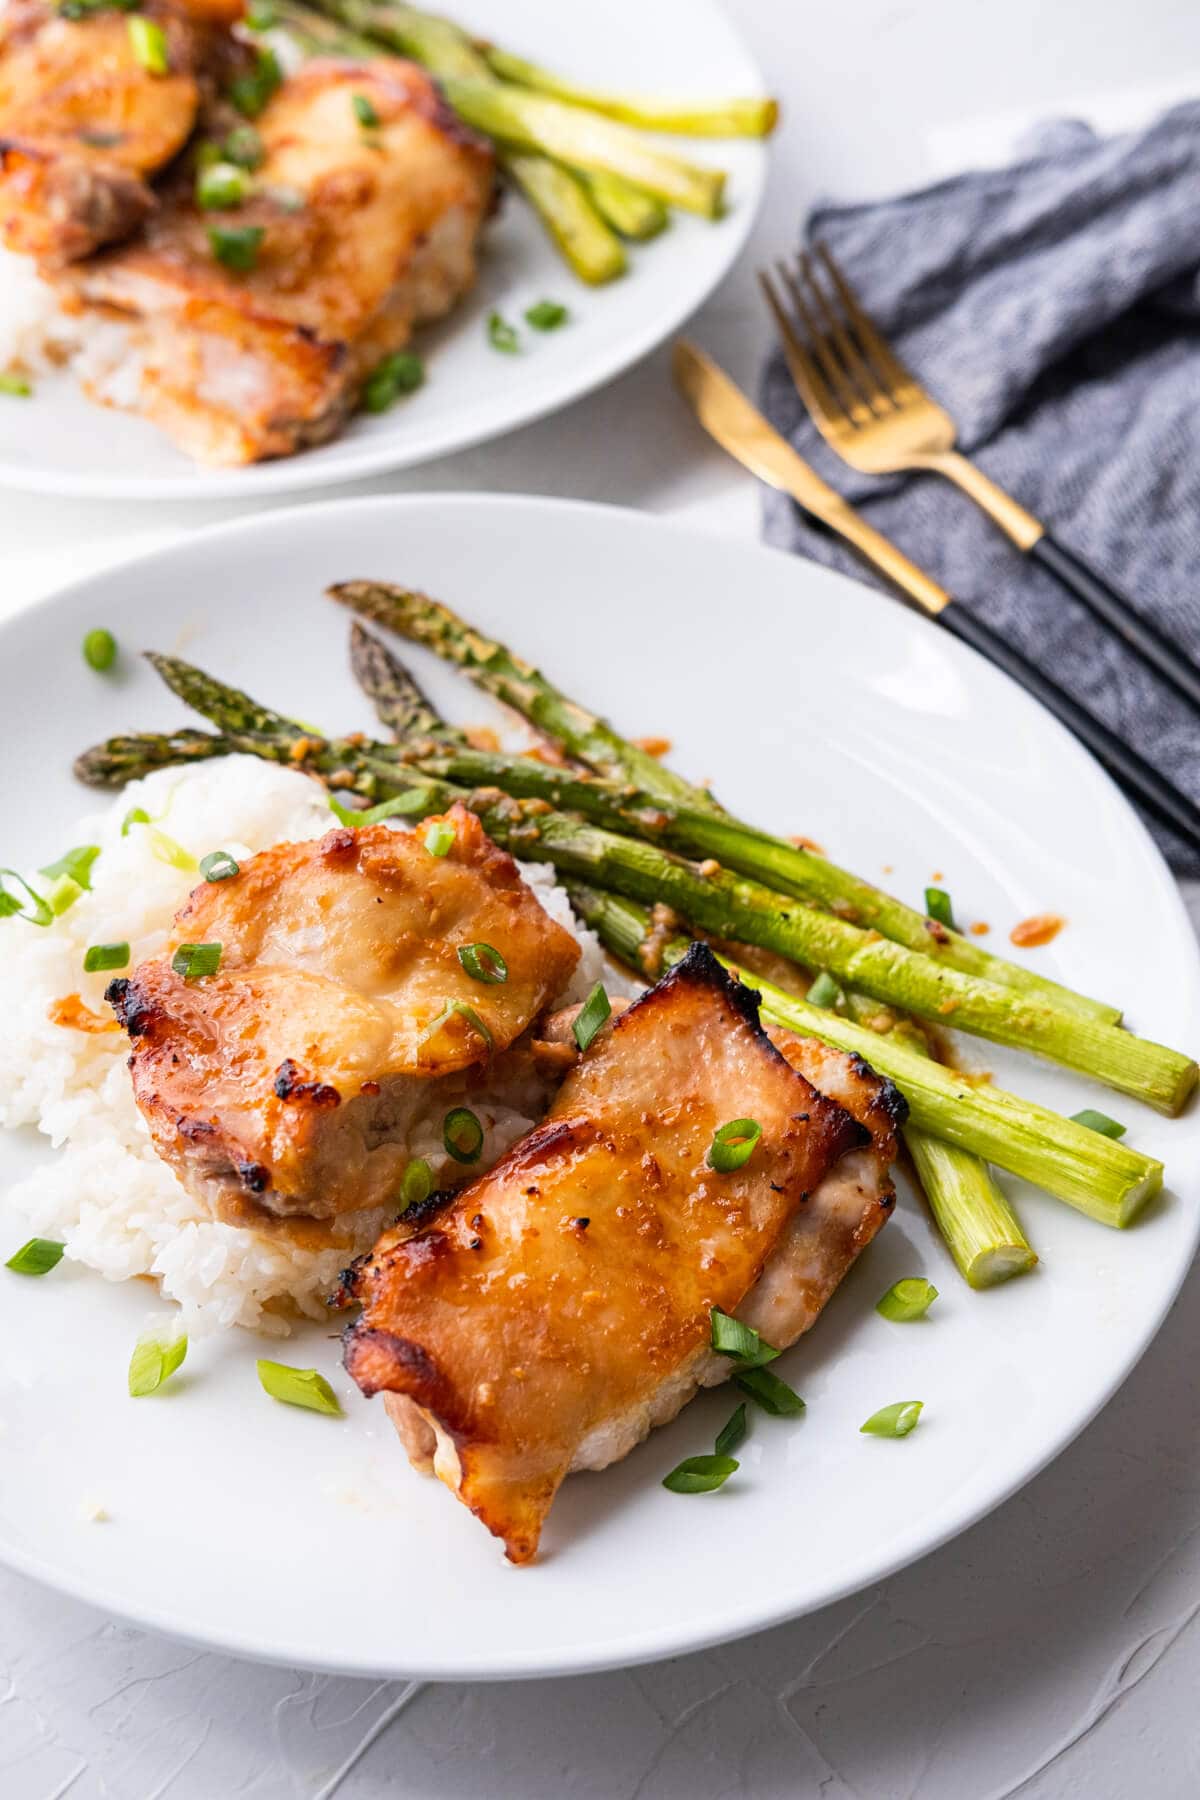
[0,0,243,265]
[58,55,495,462]
[106,806,580,1228]
[341,944,905,1564]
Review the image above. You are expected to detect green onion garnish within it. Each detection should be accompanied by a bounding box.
[128,1331,187,1397]
[352,91,380,128]
[199,850,240,882]
[223,124,265,169]
[524,300,568,331]
[5,1237,65,1275]
[662,1454,738,1494]
[420,999,493,1053]
[121,806,150,836]
[736,1366,805,1416]
[0,372,31,397]
[83,941,130,973]
[925,887,955,931]
[208,223,264,272]
[82,627,117,672]
[45,874,84,917]
[876,1278,938,1322]
[127,15,168,74]
[39,845,99,891]
[228,46,282,118]
[572,982,611,1052]
[257,1360,342,1416]
[196,160,252,210]
[707,1117,762,1173]
[171,941,222,980]
[146,826,197,873]
[443,1105,484,1164]
[709,1307,779,1367]
[713,1402,747,1458]
[399,1157,433,1211]
[805,971,842,1010]
[1070,1107,1127,1140]
[0,870,52,927]
[457,941,508,985]
[423,818,456,858]
[486,311,520,353]
[860,1400,924,1438]
[361,350,424,414]
[328,789,436,828]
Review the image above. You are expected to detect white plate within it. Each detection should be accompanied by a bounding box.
[1,494,1197,1682]
[0,0,767,500]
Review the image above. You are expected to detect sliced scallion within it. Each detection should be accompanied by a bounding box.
[208,223,264,272]
[0,870,52,927]
[328,790,435,828]
[572,982,611,1051]
[39,845,99,891]
[399,1157,433,1211]
[128,1331,187,1397]
[457,941,508,985]
[121,806,150,836]
[147,826,197,873]
[487,311,520,353]
[0,372,31,397]
[82,628,117,672]
[860,1400,924,1438]
[352,92,380,128]
[806,971,842,1010]
[1070,1107,1127,1141]
[196,160,252,210]
[223,124,265,169]
[257,1359,342,1415]
[45,873,84,917]
[229,46,282,118]
[443,1105,484,1164]
[735,1365,805,1416]
[127,15,168,75]
[5,1237,65,1275]
[171,941,222,980]
[524,300,568,331]
[925,887,955,931]
[199,850,240,882]
[361,351,424,414]
[420,999,493,1053]
[709,1307,778,1367]
[876,1278,938,1322]
[423,818,456,858]
[713,1402,747,1458]
[707,1117,762,1173]
[662,1454,738,1494]
[84,941,130,974]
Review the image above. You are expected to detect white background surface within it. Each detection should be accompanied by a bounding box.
[3,2,1200,1795]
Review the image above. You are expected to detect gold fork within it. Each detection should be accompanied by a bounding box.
[761,245,1200,714]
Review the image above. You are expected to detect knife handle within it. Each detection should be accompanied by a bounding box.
[938,601,1200,859]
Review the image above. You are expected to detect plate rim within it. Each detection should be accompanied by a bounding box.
[1,488,1197,1682]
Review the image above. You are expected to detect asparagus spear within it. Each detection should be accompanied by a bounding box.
[479,47,779,139]
[575,169,668,241]
[497,151,626,284]
[348,620,464,744]
[116,655,1199,1115]
[564,883,1162,1229]
[327,580,1121,1024]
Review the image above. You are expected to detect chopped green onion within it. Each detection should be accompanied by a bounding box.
[710,1307,779,1367]
[399,1157,433,1211]
[572,982,611,1052]
[222,124,264,169]
[487,311,520,353]
[40,845,99,891]
[925,887,955,931]
[171,941,222,980]
[199,850,240,882]
[328,789,436,828]
[0,870,52,927]
[713,1402,747,1458]
[121,806,150,836]
[128,1331,187,1397]
[146,826,197,873]
[524,300,569,331]
[860,1400,924,1438]
[876,1278,938,1322]
[736,1366,805,1416]
[45,873,84,917]
[208,224,264,272]
[662,1454,738,1494]
[443,1105,484,1164]
[457,941,508,985]
[196,160,252,210]
[82,627,117,672]
[806,971,842,1010]
[84,941,130,974]
[707,1117,762,1174]
[1070,1107,1127,1141]
[127,15,168,75]
[5,1237,65,1275]
[361,350,424,414]
[352,92,380,128]
[0,372,31,397]
[229,46,282,118]
[257,1359,342,1416]
[421,999,493,1053]
[423,818,456,858]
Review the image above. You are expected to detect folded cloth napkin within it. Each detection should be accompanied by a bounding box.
[761,102,1200,871]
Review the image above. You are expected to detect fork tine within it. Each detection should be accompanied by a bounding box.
[815,241,917,399]
[787,254,892,421]
[757,267,844,438]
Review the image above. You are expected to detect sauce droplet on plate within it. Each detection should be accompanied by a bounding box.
[1010,912,1066,948]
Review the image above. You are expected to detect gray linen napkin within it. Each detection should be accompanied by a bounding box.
[761,104,1200,871]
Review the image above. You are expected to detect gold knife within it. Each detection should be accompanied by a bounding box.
[671,339,949,616]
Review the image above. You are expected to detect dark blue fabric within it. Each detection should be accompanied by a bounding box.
[761,105,1200,869]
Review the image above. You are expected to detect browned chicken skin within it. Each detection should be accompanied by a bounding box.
[341,945,905,1564]
[107,806,580,1229]
[57,55,495,461]
[0,0,243,264]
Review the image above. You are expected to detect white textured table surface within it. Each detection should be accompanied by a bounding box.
[4,4,1200,1796]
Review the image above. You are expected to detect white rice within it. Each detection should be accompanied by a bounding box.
[0,757,633,1336]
